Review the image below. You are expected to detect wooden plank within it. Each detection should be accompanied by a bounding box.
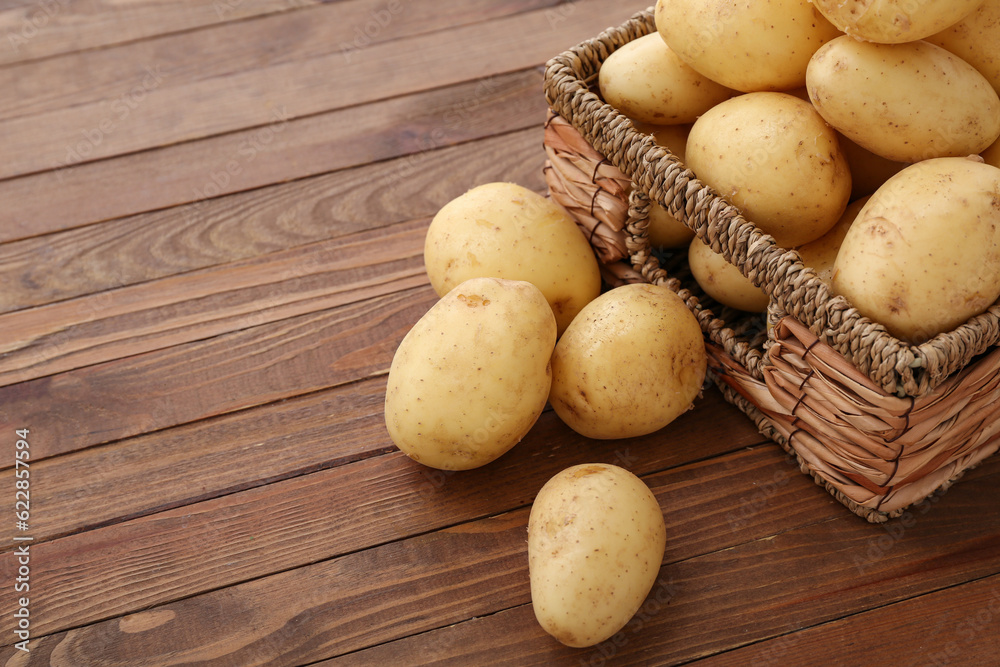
[1,386,760,546]
[0,0,558,115]
[691,573,1000,666]
[0,409,771,648]
[0,374,391,543]
[0,218,428,387]
[0,0,324,67]
[0,126,546,313]
[0,284,438,460]
[0,512,533,664]
[326,459,1000,666]
[0,0,620,179]
[0,66,545,244]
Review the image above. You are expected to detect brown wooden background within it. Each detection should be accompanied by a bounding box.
[0,1,999,665]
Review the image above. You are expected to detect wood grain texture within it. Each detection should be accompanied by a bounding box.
[0,512,533,665]
[0,0,324,67]
[328,460,1000,666]
[4,1,999,664]
[0,217,428,387]
[11,450,995,664]
[0,374,391,544]
[0,0,622,179]
[0,66,545,244]
[0,0,557,115]
[0,388,764,643]
[0,284,437,460]
[693,573,1000,666]
[0,126,546,313]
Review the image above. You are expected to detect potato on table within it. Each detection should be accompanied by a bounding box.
[528,463,666,648]
[548,283,707,440]
[424,182,601,335]
[384,277,556,470]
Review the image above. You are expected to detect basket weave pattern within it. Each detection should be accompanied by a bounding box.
[542,8,1000,521]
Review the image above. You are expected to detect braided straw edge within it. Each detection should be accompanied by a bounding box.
[542,7,1000,399]
[541,7,1000,521]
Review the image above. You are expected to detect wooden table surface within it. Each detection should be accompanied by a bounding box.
[1,1,999,665]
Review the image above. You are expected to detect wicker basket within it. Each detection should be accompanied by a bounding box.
[542,7,1000,522]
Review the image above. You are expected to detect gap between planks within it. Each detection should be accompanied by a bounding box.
[0,0,621,180]
[0,125,547,314]
[0,65,548,244]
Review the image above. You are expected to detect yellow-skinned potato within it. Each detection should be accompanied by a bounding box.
[807,37,1000,163]
[688,238,769,312]
[796,196,868,285]
[685,92,852,248]
[984,136,1000,168]
[549,283,707,439]
[424,182,600,335]
[655,0,841,92]
[599,33,734,125]
[528,464,666,648]
[647,203,696,248]
[927,0,1000,95]
[384,277,556,470]
[632,121,696,248]
[831,158,1000,343]
[810,0,983,44]
[837,133,908,200]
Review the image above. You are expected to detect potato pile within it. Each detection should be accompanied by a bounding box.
[396,181,707,467]
[384,181,706,646]
[381,0,1000,651]
[598,0,1000,342]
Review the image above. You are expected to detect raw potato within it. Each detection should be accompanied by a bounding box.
[796,196,868,285]
[810,0,983,44]
[684,92,852,248]
[832,157,1000,343]
[599,33,733,125]
[688,238,769,312]
[837,133,907,200]
[549,283,707,439]
[927,0,1000,95]
[985,136,1000,168]
[384,277,556,470]
[424,182,601,334]
[655,0,841,92]
[528,464,666,648]
[632,121,696,248]
[807,37,1000,163]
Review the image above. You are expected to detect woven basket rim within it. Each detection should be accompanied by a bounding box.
[542,7,1000,399]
